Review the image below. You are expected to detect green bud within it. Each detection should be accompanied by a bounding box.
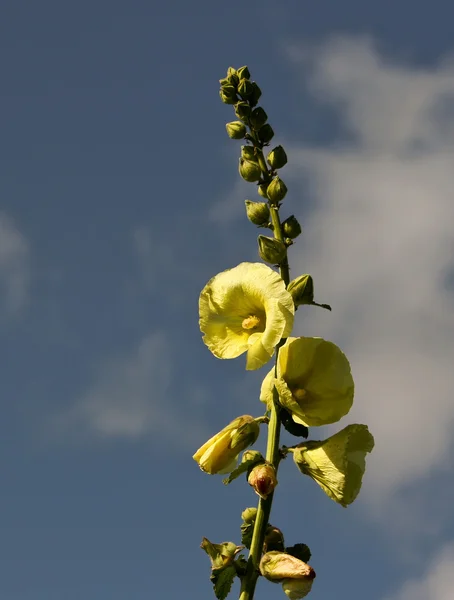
[258,235,287,264]
[242,449,264,465]
[267,176,288,203]
[238,78,254,98]
[249,107,268,130]
[248,463,278,499]
[226,67,239,86]
[239,158,262,182]
[235,101,252,121]
[241,145,257,161]
[287,275,314,306]
[237,65,251,80]
[245,200,270,226]
[257,184,269,199]
[264,526,285,553]
[250,82,262,106]
[219,77,230,87]
[226,121,247,140]
[267,145,288,169]
[282,215,302,239]
[220,89,237,105]
[258,123,274,144]
[241,507,258,523]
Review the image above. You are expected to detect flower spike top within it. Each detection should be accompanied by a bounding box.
[260,337,354,426]
[290,424,374,507]
[199,262,294,370]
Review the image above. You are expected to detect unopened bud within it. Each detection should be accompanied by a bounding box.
[242,449,264,464]
[250,82,262,106]
[245,200,270,226]
[226,67,239,86]
[249,107,268,130]
[220,89,237,105]
[241,507,258,523]
[226,121,247,139]
[248,463,278,499]
[264,526,285,553]
[287,275,314,307]
[260,551,316,583]
[241,145,258,161]
[239,158,262,182]
[282,215,302,239]
[266,177,288,203]
[258,123,274,144]
[258,235,287,264]
[235,101,252,121]
[257,184,269,199]
[238,78,254,98]
[267,145,288,169]
[237,65,251,80]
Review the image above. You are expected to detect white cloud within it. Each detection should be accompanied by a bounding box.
[284,37,454,516]
[0,211,29,315]
[57,331,207,445]
[384,543,454,600]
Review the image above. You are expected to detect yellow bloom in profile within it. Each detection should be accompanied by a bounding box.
[193,415,260,475]
[260,337,354,426]
[290,424,374,507]
[199,263,294,370]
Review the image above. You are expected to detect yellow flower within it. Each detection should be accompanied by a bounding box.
[282,578,314,600]
[290,424,374,507]
[260,337,354,426]
[199,263,294,370]
[193,415,260,475]
[260,552,316,599]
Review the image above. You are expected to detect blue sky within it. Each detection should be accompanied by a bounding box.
[1,1,454,599]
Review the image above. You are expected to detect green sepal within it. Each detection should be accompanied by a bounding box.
[201,538,242,569]
[223,450,264,485]
[238,78,254,98]
[249,82,262,106]
[234,101,251,121]
[237,65,251,80]
[211,564,236,600]
[249,107,268,130]
[285,543,312,563]
[240,521,255,549]
[258,123,274,144]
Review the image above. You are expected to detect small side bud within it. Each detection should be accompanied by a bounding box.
[257,183,269,199]
[235,101,252,121]
[245,200,270,226]
[220,89,237,105]
[226,121,247,139]
[282,215,302,239]
[287,275,314,306]
[258,235,287,264]
[238,78,254,98]
[264,526,285,553]
[248,463,278,499]
[258,123,274,144]
[241,507,258,523]
[267,145,288,169]
[250,82,262,106]
[239,158,262,182]
[241,145,258,161]
[249,107,268,130]
[237,65,251,80]
[266,177,288,203]
[226,67,239,85]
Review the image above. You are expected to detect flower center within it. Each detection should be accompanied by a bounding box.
[242,315,261,330]
[293,388,307,401]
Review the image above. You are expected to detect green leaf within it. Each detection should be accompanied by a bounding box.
[211,564,236,600]
[240,521,254,549]
[286,543,312,563]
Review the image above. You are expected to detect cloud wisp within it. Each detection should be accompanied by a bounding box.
[0,211,30,316]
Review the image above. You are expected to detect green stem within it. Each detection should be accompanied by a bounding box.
[239,140,290,599]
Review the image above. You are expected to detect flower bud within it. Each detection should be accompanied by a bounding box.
[220,89,237,105]
[259,551,316,582]
[245,200,270,226]
[238,78,254,98]
[267,145,288,169]
[237,65,251,80]
[258,123,274,144]
[226,67,239,86]
[258,235,287,264]
[241,145,258,161]
[282,215,302,239]
[241,449,264,464]
[250,82,262,106]
[249,107,268,130]
[239,158,262,182]
[266,177,288,203]
[287,275,314,307]
[235,101,252,121]
[226,121,247,140]
[282,577,315,599]
[248,463,278,499]
[193,415,260,475]
[241,507,258,523]
[257,183,269,199]
[263,526,285,553]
